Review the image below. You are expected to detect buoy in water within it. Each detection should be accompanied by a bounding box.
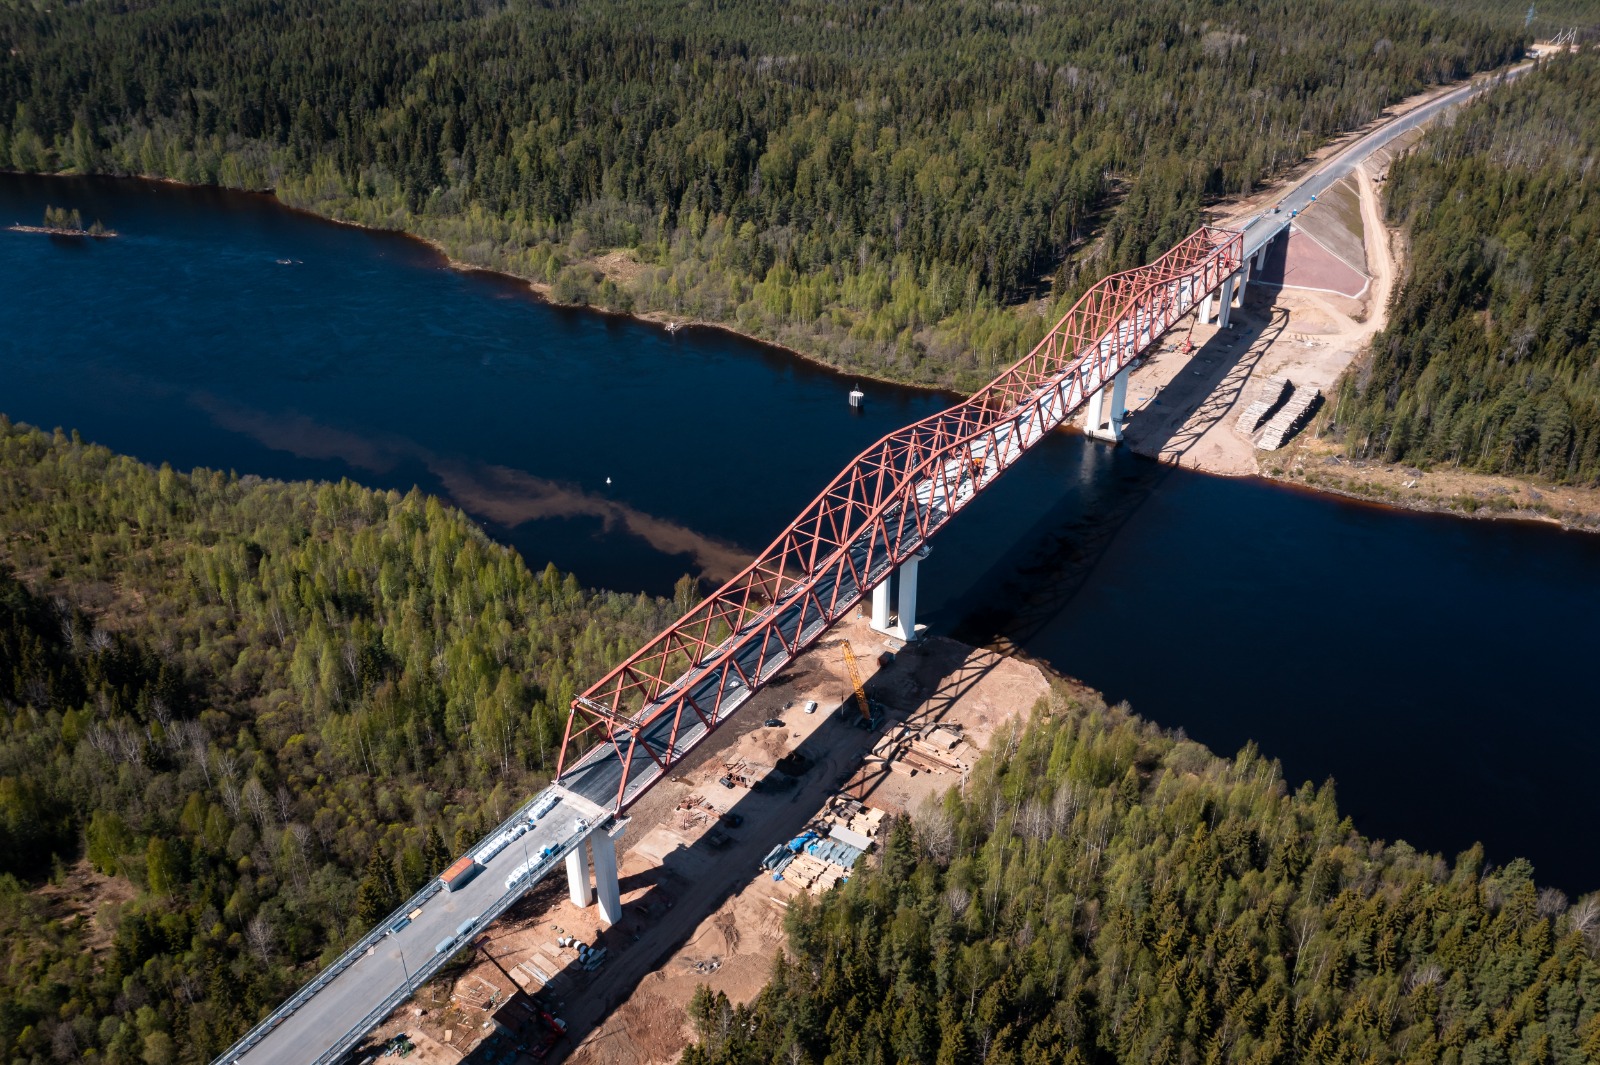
[848,385,865,408]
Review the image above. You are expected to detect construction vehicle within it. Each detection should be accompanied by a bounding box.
[840,643,881,729]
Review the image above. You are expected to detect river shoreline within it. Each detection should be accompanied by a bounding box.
[8,162,1592,538]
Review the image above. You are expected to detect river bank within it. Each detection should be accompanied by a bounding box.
[7,223,117,237]
[6,55,1588,537]
[8,166,1600,894]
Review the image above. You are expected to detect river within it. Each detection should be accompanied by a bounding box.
[5,173,1598,893]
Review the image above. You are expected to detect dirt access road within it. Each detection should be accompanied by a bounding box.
[1118,62,1535,477]
[367,620,1047,1065]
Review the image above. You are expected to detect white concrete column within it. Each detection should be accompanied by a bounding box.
[896,553,920,642]
[1200,293,1215,324]
[1084,385,1107,436]
[1253,245,1267,271]
[1236,260,1251,303]
[870,578,892,632]
[1085,366,1130,443]
[1219,275,1236,329]
[591,826,624,926]
[566,846,593,908]
[1109,367,1130,427]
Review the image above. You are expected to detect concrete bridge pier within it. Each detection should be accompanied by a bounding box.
[1218,274,1236,329]
[1199,291,1216,325]
[1084,365,1131,443]
[871,548,928,641]
[870,577,892,631]
[896,548,925,641]
[565,821,626,925]
[566,846,593,908]
[592,824,624,926]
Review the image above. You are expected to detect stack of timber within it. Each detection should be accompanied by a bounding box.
[1256,384,1323,450]
[1235,376,1291,436]
[823,798,886,840]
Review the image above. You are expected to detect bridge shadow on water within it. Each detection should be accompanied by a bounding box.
[946,299,1287,661]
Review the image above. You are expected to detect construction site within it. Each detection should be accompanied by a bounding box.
[1115,102,1421,478]
[355,617,1047,1065]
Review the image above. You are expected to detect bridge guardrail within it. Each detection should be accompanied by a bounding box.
[214,785,584,1065]
[308,824,596,1065]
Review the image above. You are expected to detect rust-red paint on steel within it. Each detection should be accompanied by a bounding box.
[558,225,1244,812]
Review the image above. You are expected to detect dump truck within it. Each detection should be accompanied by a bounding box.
[440,856,482,892]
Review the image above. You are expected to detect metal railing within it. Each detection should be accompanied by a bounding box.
[213,784,595,1065]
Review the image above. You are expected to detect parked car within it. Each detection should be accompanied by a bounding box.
[722,812,744,827]
[764,718,784,727]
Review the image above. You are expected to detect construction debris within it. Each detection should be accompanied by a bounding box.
[1257,384,1323,450]
[1235,375,1292,435]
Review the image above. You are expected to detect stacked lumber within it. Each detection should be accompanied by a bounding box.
[1256,384,1323,450]
[1235,376,1291,435]
[909,738,967,772]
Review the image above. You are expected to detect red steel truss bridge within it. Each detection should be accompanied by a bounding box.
[557,225,1245,813]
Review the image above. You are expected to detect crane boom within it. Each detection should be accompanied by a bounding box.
[841,642,872,725]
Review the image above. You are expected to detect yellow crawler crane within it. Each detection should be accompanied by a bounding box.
[841,642,874,727]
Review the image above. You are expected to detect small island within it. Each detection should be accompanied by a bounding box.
[8,204,117,238]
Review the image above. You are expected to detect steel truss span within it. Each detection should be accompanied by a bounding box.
[558,226,1244,813]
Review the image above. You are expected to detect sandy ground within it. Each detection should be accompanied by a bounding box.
[1119,139,1401,477]
[562,624,1046,1065]
[1259,436,1600,532]
[360,620,1047,1065]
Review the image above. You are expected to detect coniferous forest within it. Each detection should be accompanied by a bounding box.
[0,0,1525,388]
[0,420,684,1061]
[681,697,1600,1065]
[1332,51,1600,484]
[2,416,1597,1063]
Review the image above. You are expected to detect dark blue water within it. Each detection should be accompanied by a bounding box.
[5,174,1598,893]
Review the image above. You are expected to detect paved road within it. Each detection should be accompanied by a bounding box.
[227,789,607,1065]
[1242,59,1537,259]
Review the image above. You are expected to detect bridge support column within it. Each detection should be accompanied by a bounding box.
[896,551,922,642]
[870,578,893,633]
[1199,292,1215,324]
[1236,261,1251,304]
[591,824,624,926]
[566,846,593,908]
[1253,245,1267,271]
[1218,275,1236,329]
[1084,366,1130,443]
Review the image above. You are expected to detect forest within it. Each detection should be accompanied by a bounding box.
[0,419,688,1062]
[682,692,1600,1065]
[1331,51,1600,484]
[0,0,1526,388]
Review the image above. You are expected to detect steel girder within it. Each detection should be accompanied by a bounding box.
[557,225,1243,813]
